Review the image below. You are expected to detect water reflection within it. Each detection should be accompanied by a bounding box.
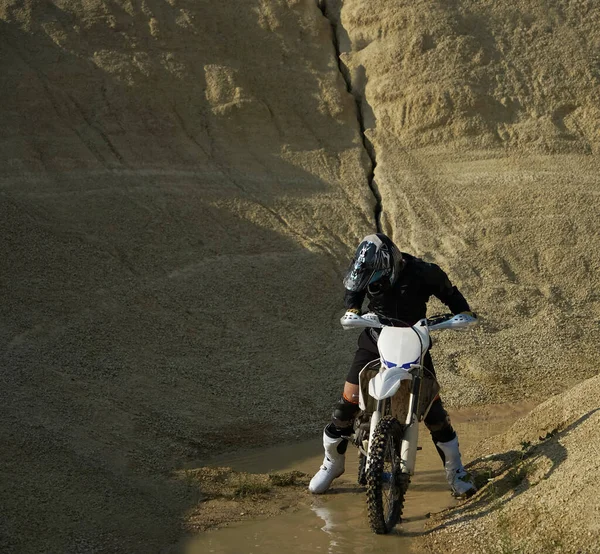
[311,504,339,553]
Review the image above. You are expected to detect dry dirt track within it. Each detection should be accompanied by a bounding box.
[1,1,599,552]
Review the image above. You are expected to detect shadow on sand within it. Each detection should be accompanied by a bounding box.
[404,408,600,537]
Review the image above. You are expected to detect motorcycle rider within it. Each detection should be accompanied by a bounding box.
[309,233,477,497]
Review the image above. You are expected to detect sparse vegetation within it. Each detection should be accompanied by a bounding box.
[472,467,494,490]
[506,460,535,490]
[233,477,272,498]
[473,438,538,500]
[493,509,524,554]
[538,429,559,442]
[490,504,566,554]
[268,471,307,487]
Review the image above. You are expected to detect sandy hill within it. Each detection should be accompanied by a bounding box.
[324,0,600,405]
[1,0,599,552]
[1,1,374,551]
[418,374,600,553]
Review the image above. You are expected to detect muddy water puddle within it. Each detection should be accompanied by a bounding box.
[189,404,534,554]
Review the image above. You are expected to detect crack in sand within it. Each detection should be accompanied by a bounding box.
[317,0,382,232]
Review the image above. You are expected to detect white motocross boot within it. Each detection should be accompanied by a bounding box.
[308,432,346,494]
[436,436,477,497]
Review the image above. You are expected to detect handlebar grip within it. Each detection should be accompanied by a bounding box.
[426,313,454,325]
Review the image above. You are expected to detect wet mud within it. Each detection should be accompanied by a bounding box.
[189,404,534,554]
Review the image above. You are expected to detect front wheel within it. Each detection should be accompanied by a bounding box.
[366,415,409,534]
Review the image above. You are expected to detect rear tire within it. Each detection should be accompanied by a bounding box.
[366,415,409,534]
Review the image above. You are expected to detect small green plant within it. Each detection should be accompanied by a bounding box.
[529,504,565,552]
[493,509,525,554]
[505,460,534,489]
[483,455,537,502]
[538,428,558,441]
[233,476,272,498]
[268,470,306,487]
[473,468,494,490]
[233,482,271,497]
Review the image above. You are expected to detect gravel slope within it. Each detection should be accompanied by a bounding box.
[417,374,600,554]
[1,1,599,552]
[323,0,600,405]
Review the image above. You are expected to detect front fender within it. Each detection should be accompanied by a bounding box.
[368,367,413,400]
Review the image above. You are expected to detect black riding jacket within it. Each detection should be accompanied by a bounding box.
[344,253,470,326]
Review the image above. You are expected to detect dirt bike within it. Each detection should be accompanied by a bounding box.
[340,311,477,534]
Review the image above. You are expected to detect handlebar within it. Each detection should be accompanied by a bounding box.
[340,311,478,331]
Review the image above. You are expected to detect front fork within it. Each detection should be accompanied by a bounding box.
[364,399,383,473]
[365,369,422,475]
[400,371,422,475]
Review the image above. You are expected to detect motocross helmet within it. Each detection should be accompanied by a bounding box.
[343,233,405,293]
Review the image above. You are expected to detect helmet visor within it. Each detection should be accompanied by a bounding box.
[343,241,383,292]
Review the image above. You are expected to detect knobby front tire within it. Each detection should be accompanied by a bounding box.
[366,415,410,534]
